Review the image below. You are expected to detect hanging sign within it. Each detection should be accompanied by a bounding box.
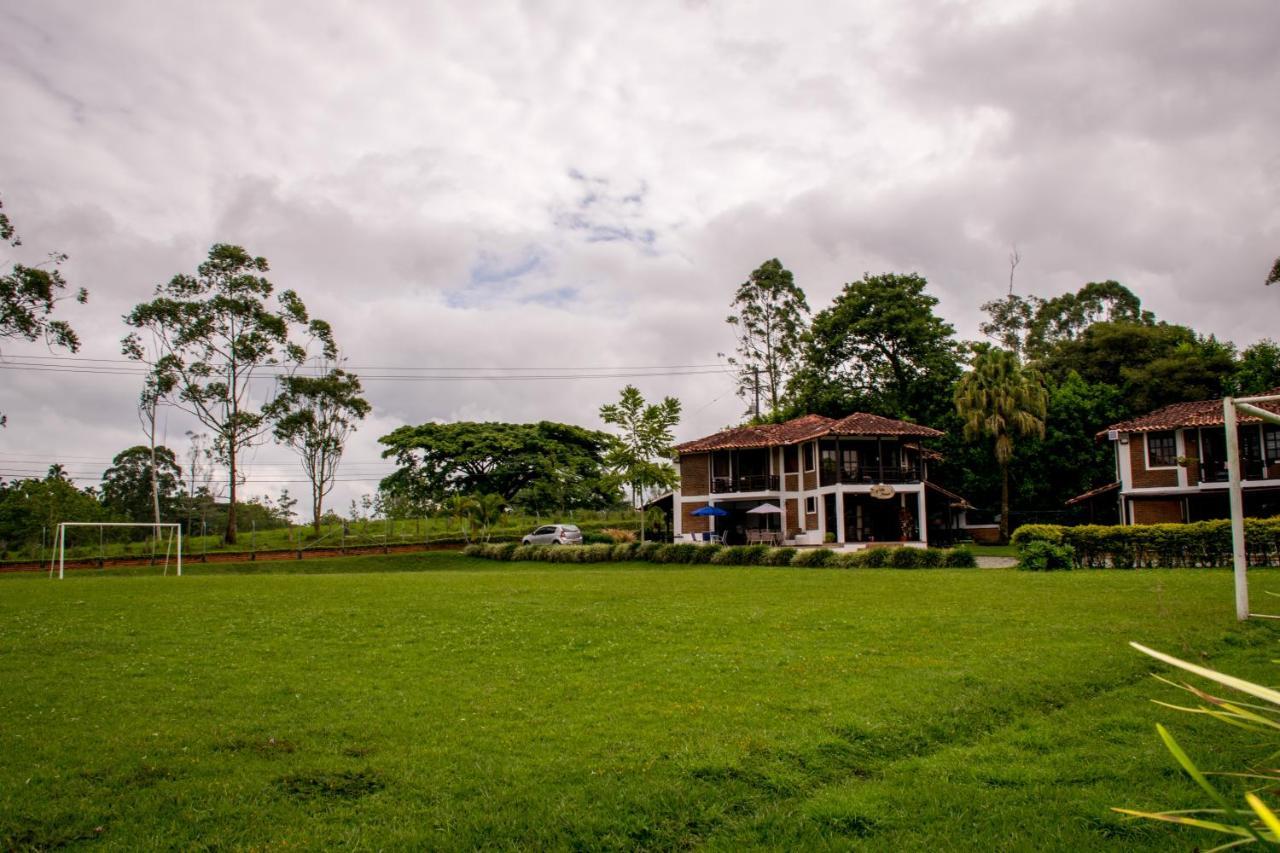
[869,484,896,500]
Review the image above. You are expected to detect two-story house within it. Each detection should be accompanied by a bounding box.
[1073,392,1280,524]
[673,412,973,547]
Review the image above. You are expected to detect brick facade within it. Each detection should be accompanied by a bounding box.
[785,499,799,535]
[680,453,709,495]
[1129,437,1178,489]
[1131,497,1185,525]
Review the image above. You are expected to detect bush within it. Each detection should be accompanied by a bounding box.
[654,543,699,564]
[791,548,835,568]
[581,531,614,545]
[1010,524,1065,547]
[691,543,722,564]
[915,548,944,568]
[887,547,925,569]
[485,542,519,560]
[601,528,636,543]
[860,547,889,568]
[944,546,977,568]
[581,544,614,562]
[635,541,661,561]
[462,544,485,558]
[830,550,867,568]
[1018,540,1075,571]
[762,547,797,567]
[510,544,546,561]
[611,542,639,561]
[710,545,751,566]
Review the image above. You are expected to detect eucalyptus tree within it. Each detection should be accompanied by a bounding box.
[123,243,333,544]
[724,258,809,419]
[599,385,681,541]
[268,362,370,536]
[954,344,1047,543]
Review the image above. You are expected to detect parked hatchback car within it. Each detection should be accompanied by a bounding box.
[521,524,583,546]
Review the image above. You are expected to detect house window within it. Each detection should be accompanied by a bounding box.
[1266,426,1280,464]
[805,496,817,515]
[803,442,815,472]
[783,445,798,473]
[1146,431,1177,468]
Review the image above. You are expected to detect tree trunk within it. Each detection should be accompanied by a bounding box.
[999,460,1010,544]
[312,484,323,537]
[225,449,238,544]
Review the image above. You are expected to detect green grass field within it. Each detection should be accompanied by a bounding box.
[2,554,1276,850]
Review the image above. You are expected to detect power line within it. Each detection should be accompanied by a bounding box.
[0,361,732,381]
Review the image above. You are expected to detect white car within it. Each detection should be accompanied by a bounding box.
[521,524,584,546]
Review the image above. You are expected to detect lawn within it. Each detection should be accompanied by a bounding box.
[1,555,1276,850]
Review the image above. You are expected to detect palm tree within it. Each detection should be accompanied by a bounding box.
[955,344,1047,543]
[442,494,477,544]
[469,494,507,543]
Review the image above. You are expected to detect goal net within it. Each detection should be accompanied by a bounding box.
[50,522,183,579]
[1224,394,1280,620]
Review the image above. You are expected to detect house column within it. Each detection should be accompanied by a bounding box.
[673,498,683,538]
[817,492,827,541]
[917,489,928,545]
[836,491,846,543]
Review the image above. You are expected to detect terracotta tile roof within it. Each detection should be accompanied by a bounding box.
[1065,481,1120,506]
[675,412,941,453]
[1099,388,1280,438]
[829,412,944,438]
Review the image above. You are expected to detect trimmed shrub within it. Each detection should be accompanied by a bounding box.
[916,548,945,568]
[710,545,751,566]
[1010,524,1065,547]
[611,542,639,561]
[653,543,699,564]
[462,544,485,558]
[791,548,835,568]
[887,547,925,569]
[635,541,661,561]
[582,531,614,545]
[691,544,722,564]
[944,546,977,568]
[510,544,546,561]
[830,550,867,568]
[762,547,797,567]
[581,544,614,562]
[860,547,889,568]
[486,542,519,560]
[739,544,771,565]
[1018,540,1075,571]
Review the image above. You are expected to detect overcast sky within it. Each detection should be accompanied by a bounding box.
[2,0,1278,518]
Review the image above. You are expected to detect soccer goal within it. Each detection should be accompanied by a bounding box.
[50,522,182,580]
[1224,394,1280,620]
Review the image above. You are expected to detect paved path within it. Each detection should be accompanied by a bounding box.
[976,556,1018,569]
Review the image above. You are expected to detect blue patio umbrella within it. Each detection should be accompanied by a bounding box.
[690,505,729,517]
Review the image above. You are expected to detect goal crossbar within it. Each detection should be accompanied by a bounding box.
[1224,394,1280,620]
[52,522,182,580]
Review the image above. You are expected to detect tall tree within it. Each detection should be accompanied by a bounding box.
[100,445,183,524]
[379,421,618,507]
[724,258,809,419]
[789,272,959,423]
[123,243,332,543]
[954,345,1047,543]
[1266,257,1280,287]
[1232,339,1280,396]
[267,362,370,535]
[980,280,1153,361]
[0,194,87,426]
[599,385,681,541]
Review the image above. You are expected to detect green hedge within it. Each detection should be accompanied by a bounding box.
[463,543,976,570]
[1010,518,1280,569]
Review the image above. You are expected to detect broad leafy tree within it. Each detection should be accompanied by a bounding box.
[379,421,618,508]
[0,466,108,553]
[789,272,959,423]
[599,385,681,541]
[980,280,1153,361]
[955,345,1047,543]
[268,363,371,535]
[1267,257,1280,287]
[123,244,332,543]
[0,194,87,426]
[100,445,183,524]
[724,258,809,419]
[1231,339,1280,396]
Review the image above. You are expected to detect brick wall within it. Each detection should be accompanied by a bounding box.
[785,499,799,535]
[1130,437,1178,488]
[784,473,799,491]
[681,504,709,534]
[680,453,709,496]
[803,469,817,491]
[1131,497,1184,524]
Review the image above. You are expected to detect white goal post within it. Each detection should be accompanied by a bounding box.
[1224,394,1280,621]
[51,522,182,580]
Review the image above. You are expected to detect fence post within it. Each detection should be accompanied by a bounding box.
[99,525,104,569]
[384,518,390,554]
[251,520,257,561]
